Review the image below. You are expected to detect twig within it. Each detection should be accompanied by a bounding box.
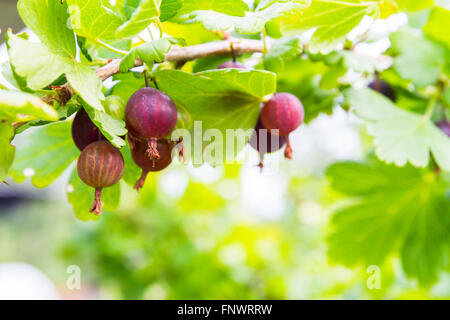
[95,38,265,80]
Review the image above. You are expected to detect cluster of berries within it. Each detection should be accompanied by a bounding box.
[72,61,305,215]
[72,87,178,215]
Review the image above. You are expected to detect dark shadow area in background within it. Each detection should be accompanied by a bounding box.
[0,0,24,43]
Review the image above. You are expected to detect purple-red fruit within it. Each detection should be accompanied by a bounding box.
[131,139,173,191]
[261,93,304,159]
[72,108,103,151]
[436,121,450,137]
[125,87,177,160]
[77,140,124,215]
[368,79,395,102]
[217,61,246,69]
[250,117,286,169]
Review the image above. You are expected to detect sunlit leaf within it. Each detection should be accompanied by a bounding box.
[10,122,79,188]
[282,0,379,53]
[18,0,76,57]
[346,88,450,170]
[116,0,162,38]
[327,159,450,287]
[390,30,447,87]
[0,122,15,181]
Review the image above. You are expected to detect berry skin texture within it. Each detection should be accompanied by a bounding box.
[131,138,173,191]
[125,87,178,160]
[72,108,103,151]
[217,61,246,69]
[368,79,396,102]
[249,117,286,169]
[77,140,124,215]
[261,93,304,159]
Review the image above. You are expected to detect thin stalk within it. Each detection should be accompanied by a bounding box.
[155,18,164,38]
[262,28,268,56]
[423,95,438,122]
[143,71,150,87]
[95,39,128,56]
[147,27,154,41]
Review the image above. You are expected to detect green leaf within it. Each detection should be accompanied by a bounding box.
[276,58,339,123]
[177,0,249,17]
[104,95,126,120]
[1,62,20,89]
[110,72,147,102]
[6,32,70,91]
[282,0,379,53]
[15,98,81,133]
[256,0,278,11]
[66,64,105,111]
[0,89,58,122]
[423,7,450,49]
[116,0,162,38]
[120,145,142,187]
[6,32,105,111]
[160,0,183,21]
[10,122,79,188]
[119,39,173,72]
[0,122,15,181]
[390,30,447,87]
[264,37,302,72]
[327,160,450,287]
[154,69,276,163]
[162,21,220,45]
[82,38,132,61]
[67,167,121,221]
[180,0,309,34]
[66,0,124,41]
[346,88,450,171]
[394,0,435,11]
[17,0,76,57]
[83,104,127,148]
[323,50,382,74]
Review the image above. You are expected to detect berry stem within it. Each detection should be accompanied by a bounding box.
[134,169,150,192]
[90,188,103,215]
[146,137,160,160]
[284,136,293,160]
[143,71,150,88]
[223,31,237,62]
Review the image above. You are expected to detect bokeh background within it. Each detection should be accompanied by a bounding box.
[0,0,449,300]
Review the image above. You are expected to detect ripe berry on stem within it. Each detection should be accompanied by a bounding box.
[131,138,173,191]
[125,87,177,161]
[72,108,103,151]
[249,117,286,169]
[77,140,124,215]
[261,93,304,159]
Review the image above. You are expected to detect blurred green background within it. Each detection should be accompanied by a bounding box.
[1,129,449,299]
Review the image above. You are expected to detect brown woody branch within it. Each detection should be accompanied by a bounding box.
[96,38,265,80]
[12,39,264,130]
